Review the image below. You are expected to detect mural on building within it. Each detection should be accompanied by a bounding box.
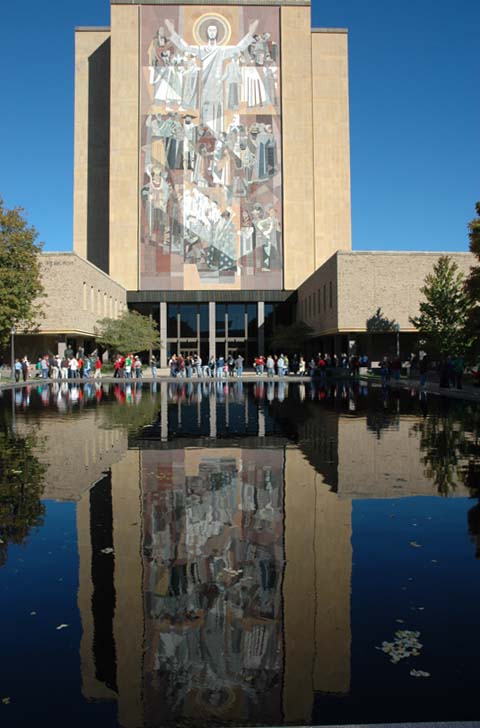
[140,6,283,290]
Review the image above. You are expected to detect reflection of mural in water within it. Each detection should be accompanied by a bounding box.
[140,5,282,290]
[141,448,284,725]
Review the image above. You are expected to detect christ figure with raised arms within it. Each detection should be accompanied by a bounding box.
[164,17,259,133]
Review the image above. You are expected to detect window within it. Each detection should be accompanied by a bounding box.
[82,282,87,310]
[317,289,321,314]
[264,303,274,339]
[323,285,326,310]
[167,304,178,338]
[179,304,197,338]
[329,281,333,309]
[90,286,94,312]
[227,304,245,338]
[216,304,226,338]
[199,304,209,338]
[247,304,257,338]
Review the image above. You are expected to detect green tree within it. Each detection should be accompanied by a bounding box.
[409,255,473,358]
[0,197,44,347]
[268,320,314,354]
[95,309,160,355]
[464,202,480,337]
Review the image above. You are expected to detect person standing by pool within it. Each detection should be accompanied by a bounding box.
[94,356,102,379]
[14,359,22,382]
[235,354,244,378]
[298,356,306,376]
[125,354,132,379]
[21,357,29,382]
[150,355,158,379]
[134,356,143,378]
[69,356,78,379]
[207,355,214,377]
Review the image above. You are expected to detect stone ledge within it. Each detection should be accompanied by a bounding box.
[312,27,348,33]
[111,0,310,4]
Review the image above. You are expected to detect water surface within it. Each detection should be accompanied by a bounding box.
[1,380,480,727]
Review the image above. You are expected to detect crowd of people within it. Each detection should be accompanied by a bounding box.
[3,348,468,391]
[166,352,367,380]
[11,352,103,382]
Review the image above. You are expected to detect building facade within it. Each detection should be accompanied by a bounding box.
[15,253,127,360]
[73,0,352,365]
[296,250,475,361]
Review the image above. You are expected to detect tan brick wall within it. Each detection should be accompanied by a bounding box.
[109,4,140,290]
[337,251,475,332]
[36,253,126,336]
[311,30,351,267]
[281,6,315,290]
[296,253,338,332]
[73,29,111,260]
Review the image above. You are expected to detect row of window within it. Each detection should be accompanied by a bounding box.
[167,303,275,340]
[82,282,124,318]
[301,281,333,320]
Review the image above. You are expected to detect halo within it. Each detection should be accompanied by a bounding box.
[192,13,231,46]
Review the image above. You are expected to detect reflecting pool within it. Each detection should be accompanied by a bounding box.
[1,380,480,727]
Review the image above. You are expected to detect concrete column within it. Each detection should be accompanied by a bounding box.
[160,302,167,368]
[258,301,265,355]
[209,301,216,360]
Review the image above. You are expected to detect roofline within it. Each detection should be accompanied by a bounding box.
[75,26,111,32]
[41,252,126,291]
[312,27,348,34]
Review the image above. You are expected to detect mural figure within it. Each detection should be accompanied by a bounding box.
[165,18,258,132]
[140,7,283,289]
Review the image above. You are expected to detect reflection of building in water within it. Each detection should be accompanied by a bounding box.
[283,445,351,723]
[74,436,353,728]
[141,447,285,726]
[61,387,474,726]
[77,449,144,727]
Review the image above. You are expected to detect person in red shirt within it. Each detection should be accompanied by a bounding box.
[94,357,102,379]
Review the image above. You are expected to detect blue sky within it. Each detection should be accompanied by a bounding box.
[0,0,478,253]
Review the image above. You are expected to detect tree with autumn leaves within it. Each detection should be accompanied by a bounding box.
[0,197,44,349]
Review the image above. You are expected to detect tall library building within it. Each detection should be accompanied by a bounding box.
[65,0,472,364]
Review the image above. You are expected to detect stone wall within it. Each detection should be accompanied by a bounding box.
[296,252,338,333]
[337,251,474,332]
[297,250,474,336]
[37,252,127,336]
[311,29,352,268]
